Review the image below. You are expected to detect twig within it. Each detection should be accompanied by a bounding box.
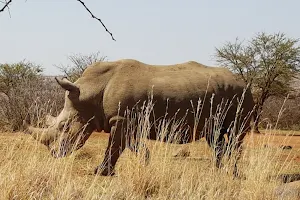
[1,0,116,41]
[76,0,116,41]
[6,0,11,18]
[0,0,12,13]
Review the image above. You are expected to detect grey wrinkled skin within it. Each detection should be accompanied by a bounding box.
[25,59,255,176]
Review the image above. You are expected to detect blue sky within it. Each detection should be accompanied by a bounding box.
[1,0,299,75]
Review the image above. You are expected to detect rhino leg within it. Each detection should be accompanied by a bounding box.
[230,131,247,177]
[95,119,127,176]
[226,119,250,177]
[205,127,227,169]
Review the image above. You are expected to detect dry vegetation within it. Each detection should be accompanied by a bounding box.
[261,95,300,131]
[0,128,299,199]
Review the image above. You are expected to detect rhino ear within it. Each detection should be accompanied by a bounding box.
[55,77,79,93]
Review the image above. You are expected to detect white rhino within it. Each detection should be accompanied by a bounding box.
[26,59,254,176]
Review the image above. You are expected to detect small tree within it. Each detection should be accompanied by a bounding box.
[56,51,107,82]
[0,61,43,96]
[215,32,300,132]
[0,61,43,94]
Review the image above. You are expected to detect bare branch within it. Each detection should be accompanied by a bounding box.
[0,0,12,13]
[1,1,116,41]
[6,0,11,18]
[76,0,116,41]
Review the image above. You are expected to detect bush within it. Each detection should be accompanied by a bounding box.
[261,96,300,130]
[0,61,65,131]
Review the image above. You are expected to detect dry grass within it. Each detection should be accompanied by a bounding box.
[0,130,299,200]
[260,129,300,136]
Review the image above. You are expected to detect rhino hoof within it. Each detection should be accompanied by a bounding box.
[280,145,292,150]
[174,148,191,158]
[94,166,115,176]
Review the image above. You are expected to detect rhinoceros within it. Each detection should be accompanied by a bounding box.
[26,59,254,176]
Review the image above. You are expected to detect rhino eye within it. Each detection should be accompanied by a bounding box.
[58,122,66,130]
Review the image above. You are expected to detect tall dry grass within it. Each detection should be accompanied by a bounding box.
[0,92,297,200]
[0,130,295,199]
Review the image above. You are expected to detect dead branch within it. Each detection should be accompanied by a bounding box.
[76,0,116,41]
[0,0,12,13]
[1,0,116,41]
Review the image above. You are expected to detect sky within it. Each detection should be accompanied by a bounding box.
[0,0,300,75]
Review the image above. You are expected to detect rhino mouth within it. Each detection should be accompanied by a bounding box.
[50,138,70,158]
[51,149,67,158]
[49,134,86,158]
[26,125,57,147]
[26,125,71,158]
[25,118,90,158]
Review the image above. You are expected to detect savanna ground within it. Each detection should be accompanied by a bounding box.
[1,129,300,199]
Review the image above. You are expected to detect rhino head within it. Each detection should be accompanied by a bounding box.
[26,77,97,158]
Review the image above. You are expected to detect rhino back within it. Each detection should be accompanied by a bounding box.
[101,59,248,119]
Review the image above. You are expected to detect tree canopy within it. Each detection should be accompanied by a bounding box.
[215,32,300,132]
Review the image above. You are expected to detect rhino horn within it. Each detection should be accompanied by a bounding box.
[55,77,79,93]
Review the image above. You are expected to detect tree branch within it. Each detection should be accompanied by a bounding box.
[76,0,116,41]
[0,0,12,13]
[1,1,116,41]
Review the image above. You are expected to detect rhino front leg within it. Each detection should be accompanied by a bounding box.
[205,127,227,169]
[228,131,247,177]
[95,118,127,176]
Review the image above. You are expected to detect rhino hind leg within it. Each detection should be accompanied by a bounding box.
[205,127,227,169]
[226,117,250,177]
[230,131,247,178]
[95,120,127,176]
